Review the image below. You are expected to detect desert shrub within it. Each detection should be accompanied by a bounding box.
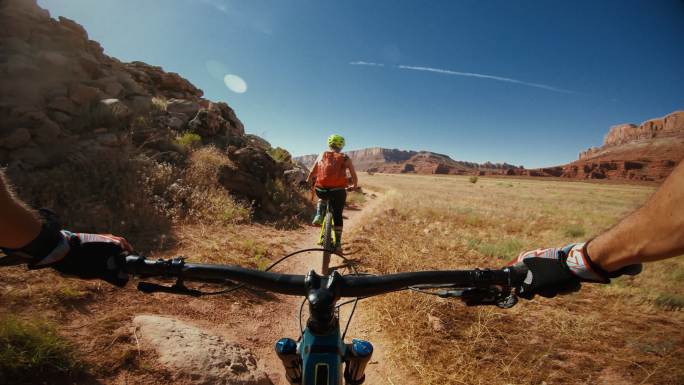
[346,190,367,207]
[70,101,129,133]
[8,150,175,251]
[151,96,168,112]
[178,187,251,225]
[268,146,292,163]
[654,293,684,310]
[185,146,230,186]
[240,239,271,270]
[181,147,251,224]
[175,132,202,149]
[8,144,253,249]
[469,176,478,184]
[131,115,154,130]
[265,177,312,228]
[0,317,84,384]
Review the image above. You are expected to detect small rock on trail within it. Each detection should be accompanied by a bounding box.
[133,315,273,385]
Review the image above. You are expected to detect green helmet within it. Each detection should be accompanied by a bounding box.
[327,134,345,149]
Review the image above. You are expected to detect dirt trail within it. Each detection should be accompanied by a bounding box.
[204,191,391,385]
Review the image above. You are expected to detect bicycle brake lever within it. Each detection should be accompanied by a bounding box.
[441,287,518,309]
[436,289,468,298]
[137,281,203,297]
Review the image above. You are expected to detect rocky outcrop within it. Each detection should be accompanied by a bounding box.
[133,315,272,385]
[0,0,303,215]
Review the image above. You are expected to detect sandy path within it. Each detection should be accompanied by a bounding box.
[220,191,390,384]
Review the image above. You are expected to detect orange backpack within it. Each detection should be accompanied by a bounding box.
[315,151,348,188]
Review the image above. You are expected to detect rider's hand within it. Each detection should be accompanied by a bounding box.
[48,232,132,287]
[509,243,642,299]
[1,209,133,287]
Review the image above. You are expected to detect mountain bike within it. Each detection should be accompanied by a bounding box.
[124,251,527,385]
[317,186,358,275]
[318,200,335,275]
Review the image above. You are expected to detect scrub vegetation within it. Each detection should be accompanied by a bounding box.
[347,173,683,385]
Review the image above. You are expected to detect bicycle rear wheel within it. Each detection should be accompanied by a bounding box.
[321,211,333,275]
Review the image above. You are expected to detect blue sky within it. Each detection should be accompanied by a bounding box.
[39,0,684,167]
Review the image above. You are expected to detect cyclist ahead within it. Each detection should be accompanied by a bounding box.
[306,134,358,251]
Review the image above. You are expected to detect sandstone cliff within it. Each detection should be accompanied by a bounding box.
[563,111,684,181]
[296,147,519,176]
[296,147,417,171]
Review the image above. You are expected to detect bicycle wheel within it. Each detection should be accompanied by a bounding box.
[321,211,333,275]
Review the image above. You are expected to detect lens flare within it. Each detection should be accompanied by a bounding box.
[223,74,247,94]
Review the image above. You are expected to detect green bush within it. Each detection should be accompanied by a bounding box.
[268,146,293,163]
[175,132,202,149]
[469,176,478,184]
[0,317,83,384]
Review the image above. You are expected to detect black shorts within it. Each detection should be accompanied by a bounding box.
[315,187,346,227]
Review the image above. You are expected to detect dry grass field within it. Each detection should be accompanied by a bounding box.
[347,173,684,385]
[1,171,682,384]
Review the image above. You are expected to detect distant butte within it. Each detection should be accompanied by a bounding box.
[295,110,684,183]
[295,147,520,176]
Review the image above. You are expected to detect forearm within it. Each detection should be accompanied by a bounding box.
[588,161,684,271]
[347,162,358,186]
[306,164,317,184]
[0,172,41,249]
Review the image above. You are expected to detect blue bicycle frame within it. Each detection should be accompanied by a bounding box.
[275,272,373,385]
[300,327,347,384]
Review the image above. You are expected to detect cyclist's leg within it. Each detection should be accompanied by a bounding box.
[329,189,346,249]
[312,189,328,225]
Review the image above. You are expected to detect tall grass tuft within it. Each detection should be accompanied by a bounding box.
[0,317,84,384]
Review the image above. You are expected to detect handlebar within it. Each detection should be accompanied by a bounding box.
[124,255,527,300]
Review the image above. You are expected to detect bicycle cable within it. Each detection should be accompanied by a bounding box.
[294,248,362,340]
[174,247,340,296]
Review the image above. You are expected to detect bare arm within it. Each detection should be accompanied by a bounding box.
[306,162,318,185]
[0,172,41,249]
[588,161,684,271]
[346,158,358,188]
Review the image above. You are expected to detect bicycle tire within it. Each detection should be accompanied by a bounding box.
[321,211,333,275]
